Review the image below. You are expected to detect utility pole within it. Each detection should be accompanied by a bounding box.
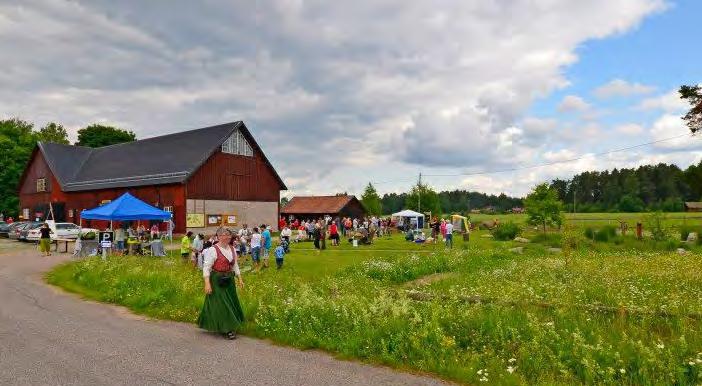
[418,172,422,213]
[573,187,576,213]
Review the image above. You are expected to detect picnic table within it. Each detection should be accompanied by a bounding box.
[53,238,75,253]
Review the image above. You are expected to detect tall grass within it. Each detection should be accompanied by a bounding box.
[47,240,702,385]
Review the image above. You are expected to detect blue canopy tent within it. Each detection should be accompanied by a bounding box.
[80,193,172,257]
[80,192,172,221]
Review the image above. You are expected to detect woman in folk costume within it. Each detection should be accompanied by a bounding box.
[198,227,245,340]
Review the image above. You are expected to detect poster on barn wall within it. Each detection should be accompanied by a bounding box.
[186,213,205,228]
[224,215,237,225]
[207,214,222,226]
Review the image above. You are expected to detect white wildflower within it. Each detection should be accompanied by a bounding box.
[656,343,665,349]
[507,366,517,374]
[620,368,626,374]
[508,358,517,363]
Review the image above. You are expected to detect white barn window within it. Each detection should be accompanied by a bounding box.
[221,130,253,157]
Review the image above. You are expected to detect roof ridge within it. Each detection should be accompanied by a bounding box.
[89,121,242,150]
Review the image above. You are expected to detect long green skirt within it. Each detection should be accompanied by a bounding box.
[197,272,245,333]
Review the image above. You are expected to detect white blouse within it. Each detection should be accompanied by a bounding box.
[202,245,241,278]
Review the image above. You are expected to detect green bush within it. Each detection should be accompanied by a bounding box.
[584,227,595,240]
[491,221,521,241]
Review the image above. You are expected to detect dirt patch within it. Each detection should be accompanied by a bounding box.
[402,272,457,288]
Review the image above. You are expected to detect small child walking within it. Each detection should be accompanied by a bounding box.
[274,242,286,269]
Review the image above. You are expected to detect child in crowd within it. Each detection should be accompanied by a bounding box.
[274,242,285,269]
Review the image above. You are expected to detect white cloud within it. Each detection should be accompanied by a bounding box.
[650,114,700,150]
[0,0,669,197]
[594,79,654,98]
[637,89,689,112]
[558,95,591,112]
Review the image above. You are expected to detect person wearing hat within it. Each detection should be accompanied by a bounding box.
[198,227,245,339]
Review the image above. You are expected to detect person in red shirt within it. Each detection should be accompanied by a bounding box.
[329,221,339,246]
[278,217,286,231]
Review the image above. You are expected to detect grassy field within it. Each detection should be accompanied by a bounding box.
[46,219,702,385]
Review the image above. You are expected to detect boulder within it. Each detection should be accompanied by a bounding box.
[686,232,698,243]
[513,237,530,243]
[677,248,689,255]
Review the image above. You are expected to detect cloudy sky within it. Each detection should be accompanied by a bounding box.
[1,0,700,198]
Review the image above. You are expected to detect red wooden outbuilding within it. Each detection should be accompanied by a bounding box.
[18,122,286,233]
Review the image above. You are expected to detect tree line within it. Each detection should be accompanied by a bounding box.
[359,182,523,216]
[549,162,702,213]
[0,118,136,217]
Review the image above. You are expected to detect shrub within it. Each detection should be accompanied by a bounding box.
[647,212,668,242]
[491,221,521,241]
[584,227,595,240]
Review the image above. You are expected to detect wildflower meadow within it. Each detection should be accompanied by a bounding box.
[47,225,702,385]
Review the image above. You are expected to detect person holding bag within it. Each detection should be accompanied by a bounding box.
[197,227,245,340]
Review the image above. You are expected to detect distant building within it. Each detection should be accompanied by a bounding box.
[684,202,702,212]
[280,195,366,219]
[18,122,286,233]
[511,207,524,214]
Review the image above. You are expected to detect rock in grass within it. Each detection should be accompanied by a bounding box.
[509,247,524,254]
[686,232,698,243]
[547,247,562,254]
[677,248,689,255]
[513,237,530,243]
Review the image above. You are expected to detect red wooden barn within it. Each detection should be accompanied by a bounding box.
[18,122,286,233]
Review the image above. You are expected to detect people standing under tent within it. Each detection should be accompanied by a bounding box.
[39,222,51,257]
[445,220,454,248]
[440,219,447,241]
[261,224,272,268]
[192,233,204,268]
[329,220,339,246]
[115,226,126,254]
[181,231,193,262]
[197,227,244,340]
[250,227,262,271]
[150,223,159,239]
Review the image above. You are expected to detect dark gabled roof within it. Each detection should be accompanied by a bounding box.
[35,121,286,192]
[280,195,360,214]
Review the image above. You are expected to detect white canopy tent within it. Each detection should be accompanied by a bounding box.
[391,209,425,229]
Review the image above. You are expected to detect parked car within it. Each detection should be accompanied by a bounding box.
[19,222,43,241]
[8,222,29,240]
[0,221,9,237]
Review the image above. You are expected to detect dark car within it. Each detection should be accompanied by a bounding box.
[8,222,29,240]
[0,221,9,237]
[19,222,43,242]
